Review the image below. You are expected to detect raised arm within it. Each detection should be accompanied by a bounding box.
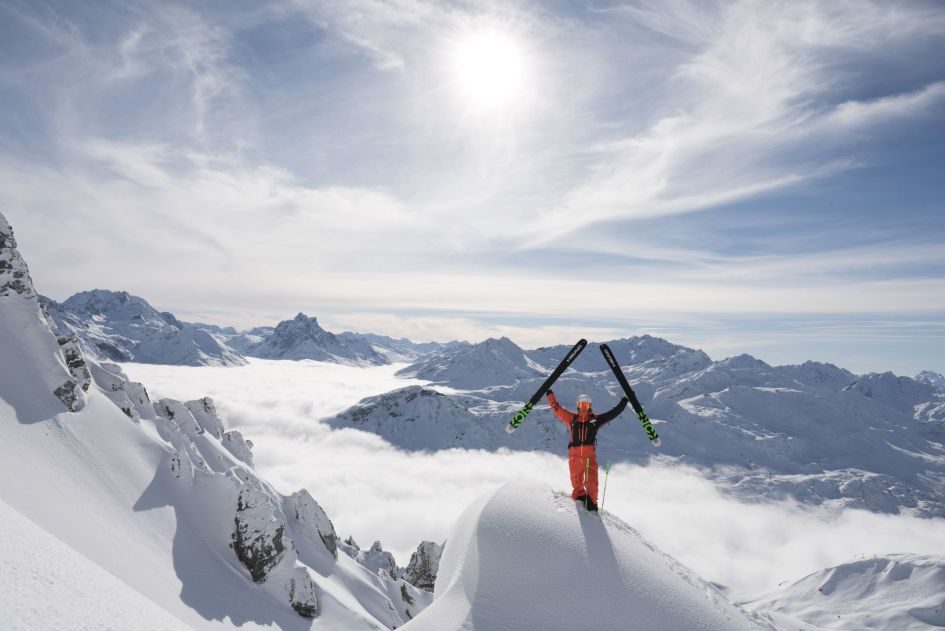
[594,397,628,428]
[546,390,576,426]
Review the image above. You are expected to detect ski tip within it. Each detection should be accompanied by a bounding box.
[650,437,661,448]
[505,423,516,434]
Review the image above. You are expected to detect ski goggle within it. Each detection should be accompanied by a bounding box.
[577,400,592,410]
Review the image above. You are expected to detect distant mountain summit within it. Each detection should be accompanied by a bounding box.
[396,337,540,389]
[43,289,246,367]
[917,370,945,390]
[245,312,388,365]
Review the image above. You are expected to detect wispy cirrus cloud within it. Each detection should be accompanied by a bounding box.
[534,1,945,238]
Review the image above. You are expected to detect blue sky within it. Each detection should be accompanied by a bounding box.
[1,0,944,375]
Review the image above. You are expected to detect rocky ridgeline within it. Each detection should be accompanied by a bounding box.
[78,325,429,622]
[1,215,89,412]
[0,214,34,298]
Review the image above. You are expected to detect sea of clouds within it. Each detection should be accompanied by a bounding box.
[123,359,945,597]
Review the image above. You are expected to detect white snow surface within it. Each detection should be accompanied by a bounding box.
[402,482,769,631]
[740,553,945,630]
[0,496,194,631]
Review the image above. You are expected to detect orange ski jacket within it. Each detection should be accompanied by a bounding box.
[546,390,627,450]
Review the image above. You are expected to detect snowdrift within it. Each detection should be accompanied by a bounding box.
[401,482,769,631]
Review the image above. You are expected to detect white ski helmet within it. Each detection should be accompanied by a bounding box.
[577,394,592,409]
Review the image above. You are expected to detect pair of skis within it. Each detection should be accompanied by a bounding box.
[505,340,661,447]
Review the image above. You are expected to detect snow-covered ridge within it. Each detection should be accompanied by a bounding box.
[0,212,434,628]
[740,553,945,630]
[401,482,770,630]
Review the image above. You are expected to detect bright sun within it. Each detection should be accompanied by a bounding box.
[449,27,530,114]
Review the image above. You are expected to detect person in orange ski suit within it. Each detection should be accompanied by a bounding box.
[546,390,627,512]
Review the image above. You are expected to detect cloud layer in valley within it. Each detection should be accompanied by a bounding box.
[123,359,945,595]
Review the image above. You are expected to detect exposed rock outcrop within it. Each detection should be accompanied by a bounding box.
[1,212,86,412]
[232,486,288,583]
[404,541,444,592]
[0,215,35,299]
[286,489,338,558]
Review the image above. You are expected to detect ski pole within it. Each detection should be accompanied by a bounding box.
[600,464,611,515]
[585,457,590,511]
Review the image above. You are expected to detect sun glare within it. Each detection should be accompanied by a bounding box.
[449,27,530,114]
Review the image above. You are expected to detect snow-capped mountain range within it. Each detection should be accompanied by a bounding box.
[42,290,247,366]
[42,289,451,367]
[331,336,945,518]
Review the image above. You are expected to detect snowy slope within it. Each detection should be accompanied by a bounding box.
[246,313,388,365]
[740,554,945,630]
[0,212,431,629]
[43,290,246,367]
[400,482,771,631]
[0,496,194,631]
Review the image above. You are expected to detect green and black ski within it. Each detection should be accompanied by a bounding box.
[600,343,661,447]
[506,339,587,433]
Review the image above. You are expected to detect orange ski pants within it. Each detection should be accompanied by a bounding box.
[568,446,599,503]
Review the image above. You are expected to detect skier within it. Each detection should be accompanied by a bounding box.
[546,390,627,512]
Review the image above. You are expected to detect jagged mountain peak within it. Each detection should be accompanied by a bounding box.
[246,312,388,365]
